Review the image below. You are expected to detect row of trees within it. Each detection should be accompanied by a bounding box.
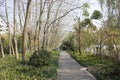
[0,0,84,61]
[62,0,120,66]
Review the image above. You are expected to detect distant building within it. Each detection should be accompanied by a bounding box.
[85,45,109,55]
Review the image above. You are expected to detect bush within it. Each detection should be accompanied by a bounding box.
[1,35,9,54]
[28,50,51,67]
[61,41,75,51]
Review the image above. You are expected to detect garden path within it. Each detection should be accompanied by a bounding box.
[58,51,97,80]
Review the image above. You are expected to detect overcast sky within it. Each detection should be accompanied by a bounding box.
[0,0,102,31]
[64,0,102,31]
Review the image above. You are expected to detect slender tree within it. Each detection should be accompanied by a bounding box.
[5,0,13,55]
[22,0,32,61]
[13,0,18,59]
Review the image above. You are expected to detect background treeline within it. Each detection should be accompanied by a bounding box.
[0,0,79,61]
[61,0,120,80]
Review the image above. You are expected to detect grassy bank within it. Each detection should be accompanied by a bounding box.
[69,52,120,80]
[0,50,59,80]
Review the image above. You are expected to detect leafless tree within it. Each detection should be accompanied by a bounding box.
[22,0,32,61]
[13,0,19,59]
[5,0,13,55]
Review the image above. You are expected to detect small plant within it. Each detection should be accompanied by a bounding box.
[28,50,52,67]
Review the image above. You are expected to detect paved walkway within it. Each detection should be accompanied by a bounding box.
[58,51,97,80]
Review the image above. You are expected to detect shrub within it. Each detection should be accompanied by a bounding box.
[1,35,9,54]
[61,41,75,51]
[28,50,51,67]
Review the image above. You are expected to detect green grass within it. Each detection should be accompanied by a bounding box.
[71,53,111,67]
[0,50,59,80]
[69,52,120,80]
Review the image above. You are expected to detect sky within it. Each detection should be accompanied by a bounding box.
[63,0,102,31]
[0,0,102,31]
[0,0,13,22]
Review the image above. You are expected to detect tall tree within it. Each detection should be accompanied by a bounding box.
[37,0,47,50]
[99,0,120,66]
[13,0,18,59]
[5,0,14,55]
[41,1,84,49]
[77,18,82,55]
[22,0,32,61]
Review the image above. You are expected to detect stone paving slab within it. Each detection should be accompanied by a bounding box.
[58,51,97,80]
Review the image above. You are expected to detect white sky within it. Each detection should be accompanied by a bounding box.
[64,0,102,31]
[0,0,102,31]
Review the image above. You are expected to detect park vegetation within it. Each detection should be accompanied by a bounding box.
[0,0,80,79]
[61,0,120,80]
[0,0,120,80]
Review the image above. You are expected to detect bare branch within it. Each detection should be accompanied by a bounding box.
[0,0,4,6]
[46,5,83,31]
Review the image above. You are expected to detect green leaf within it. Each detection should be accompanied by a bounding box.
[91,10,103,19]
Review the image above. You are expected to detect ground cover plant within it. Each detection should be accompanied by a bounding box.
[0,50,59,80]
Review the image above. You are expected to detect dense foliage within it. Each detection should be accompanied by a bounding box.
[1,35,10,54]
[91,10,103,19]
[61,41,75,51]
[28,50,52,67]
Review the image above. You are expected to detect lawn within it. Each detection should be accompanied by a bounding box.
[0,50,59,80]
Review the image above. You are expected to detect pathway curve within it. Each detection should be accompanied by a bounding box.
[58,51,97,80]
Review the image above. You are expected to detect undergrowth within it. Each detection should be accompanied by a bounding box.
[69,51,120,80]
[0,50,59,80]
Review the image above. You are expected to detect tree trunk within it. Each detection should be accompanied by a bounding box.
[0,35,5,58]
[78,18,82,55]
[34,0,38,51]
[14,0,19,59]
[5,0,12,55]
[12,44,15,55]
[41,31,46,49]
[99,41,102,56]
[22,0,32,61]
[17,0,23,31]
[41,0,52,49]
[28,30,32,53]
